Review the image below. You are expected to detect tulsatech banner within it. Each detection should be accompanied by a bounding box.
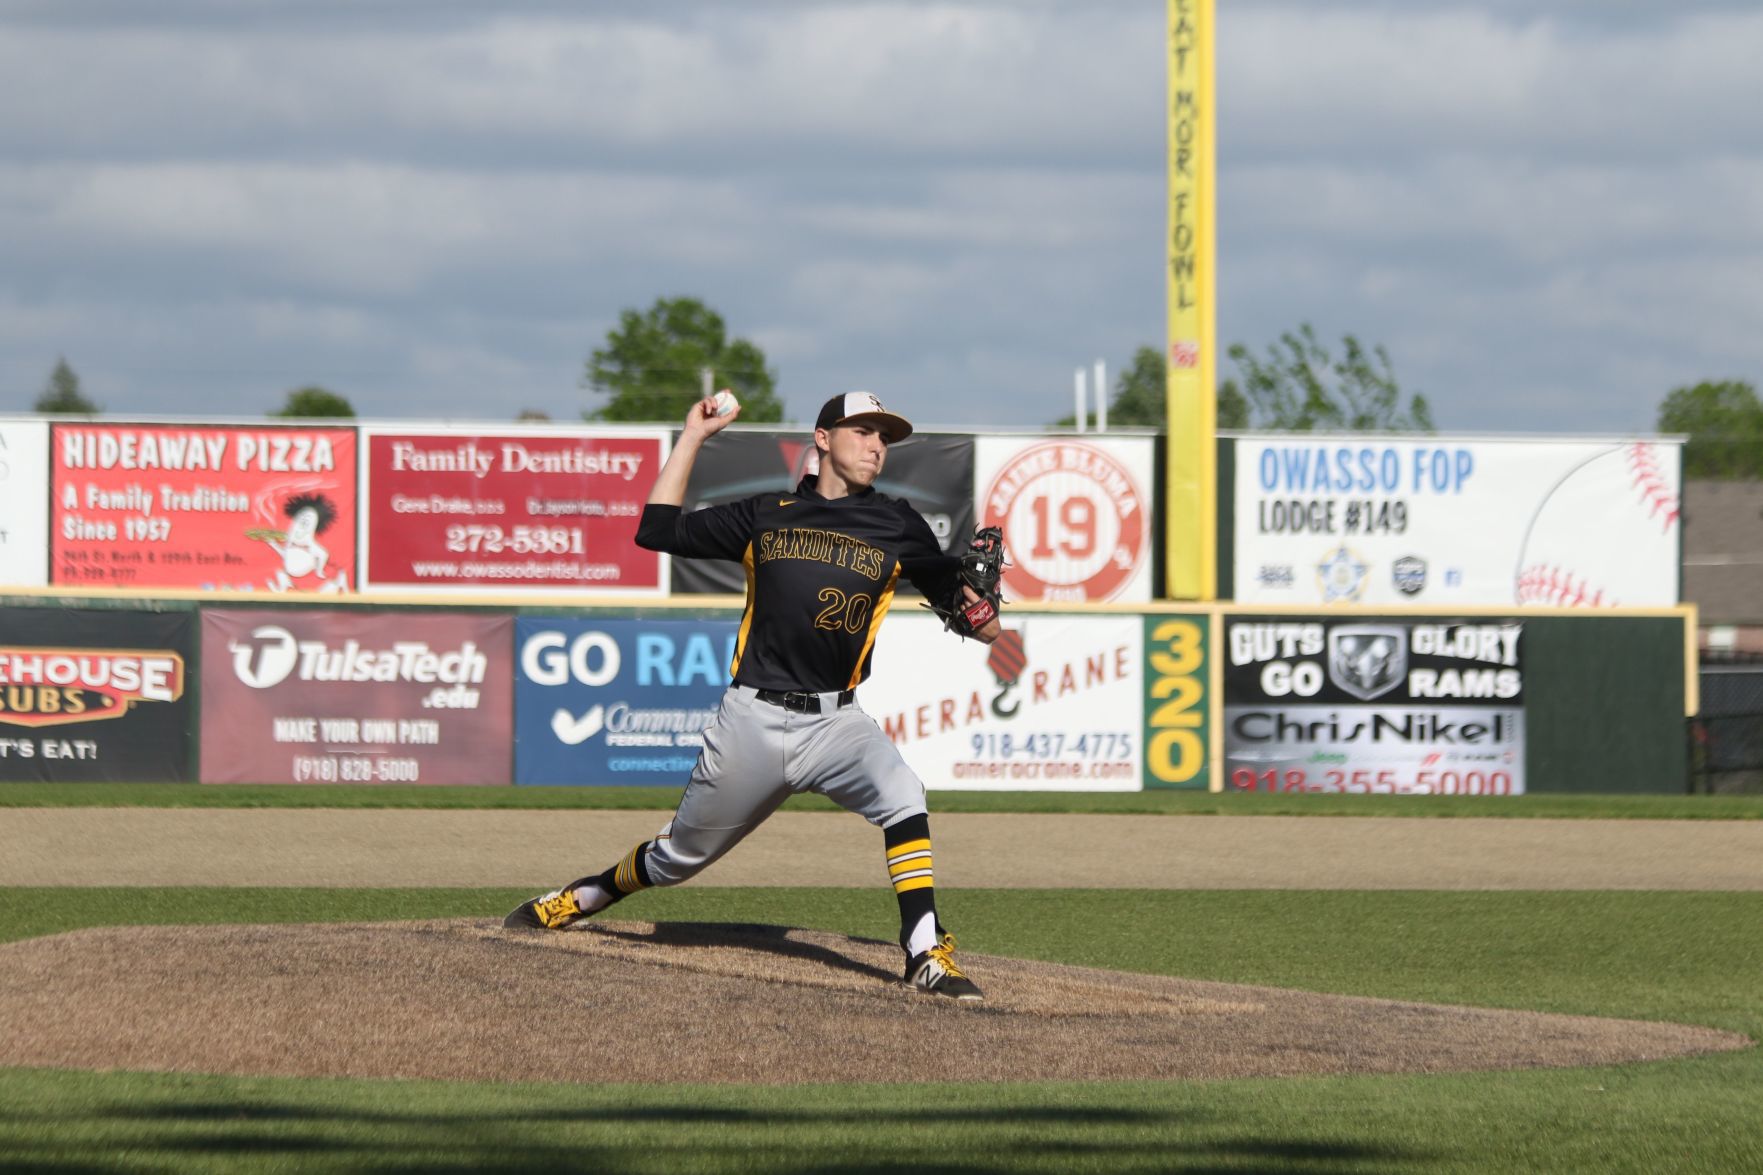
[200,608,513,785]
[0,606,194,782]
[861,612,1143,791]
[975,436,1155,604]
[50,423,358,593]
[670,429,975,595]
[514,616,737,785]
[0,419,49,587]
[1222,616,1525,795]
[1232,437,1681,607]
[359,426,669,594]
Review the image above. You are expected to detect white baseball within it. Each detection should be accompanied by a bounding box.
[1513,441,1680,607]
[710,389,739,417]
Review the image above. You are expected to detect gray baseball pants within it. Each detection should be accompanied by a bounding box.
[641,683,928,885]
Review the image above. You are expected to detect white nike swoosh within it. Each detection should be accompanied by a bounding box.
[551,706,604,745]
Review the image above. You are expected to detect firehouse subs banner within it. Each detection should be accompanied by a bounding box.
[669,429,975,595]
[861,612,1145,791]
[974,435,1155,604]
[358,426,669,594]
[200,608,513,785]
[514,616,737,785]
[1233,436,1682,607]
[49,423,358,593]
[0,419,49,587]
[0,606,194,782]
[1222,616,1526,795]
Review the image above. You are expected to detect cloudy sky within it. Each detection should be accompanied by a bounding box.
[2,0,1758,434]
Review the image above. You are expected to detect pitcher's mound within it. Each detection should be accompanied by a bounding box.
[0,919,1746,1085]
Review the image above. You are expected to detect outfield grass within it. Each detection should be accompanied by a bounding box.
[4,781,1762,818]
[1,886,1758,1173]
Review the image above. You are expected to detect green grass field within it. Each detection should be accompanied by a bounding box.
[1,884,1759,1173]
[6,781,1763,819]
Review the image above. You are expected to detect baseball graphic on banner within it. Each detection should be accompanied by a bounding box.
[976,437,1153,603]
[1514,442,1680,607]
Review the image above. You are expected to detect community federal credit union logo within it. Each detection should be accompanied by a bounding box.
[0,646,185,727]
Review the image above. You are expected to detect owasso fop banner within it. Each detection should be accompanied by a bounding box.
[1234,437,1681,607]
[0,419,49,587]
[1222,616,1525,795]
[359,426,669,594]
[50,423,358,593]
[861,612,1145,791]
[514,616,737,785]
[975,436,1155,604]
[200,608,513,785]
[0,606,194,781]
[670,429,975,594]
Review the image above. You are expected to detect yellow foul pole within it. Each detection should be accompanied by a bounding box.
[1165,0,1217,600]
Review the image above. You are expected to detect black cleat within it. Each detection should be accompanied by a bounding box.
[905,933,984,1001]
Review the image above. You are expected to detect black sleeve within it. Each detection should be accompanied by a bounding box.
[895,501,962,600]
[634,499,757,561]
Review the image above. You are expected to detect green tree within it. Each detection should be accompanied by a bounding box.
[585,297,782,423]
[1656,379,1763,478]
[1220,324,1433,432]
[34,358,101,414]
[271,386,355,418]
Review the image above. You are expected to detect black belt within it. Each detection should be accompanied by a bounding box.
[753,688,855,714]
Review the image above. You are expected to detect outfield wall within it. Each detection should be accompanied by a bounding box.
[0,589,1694,795]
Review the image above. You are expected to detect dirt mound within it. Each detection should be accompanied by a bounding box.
[0,920,1746,1086]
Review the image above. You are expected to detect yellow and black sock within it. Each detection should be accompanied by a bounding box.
[885,814,939,955]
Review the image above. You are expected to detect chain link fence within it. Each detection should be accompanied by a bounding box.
[1691,653,1763,794]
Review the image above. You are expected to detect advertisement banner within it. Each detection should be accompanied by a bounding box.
[1221,616,1526,795]
[1141,613,1210,790]
[861,612,1144,791]
[359,426,668,594]
[50,423,358,593]
[200,608,513,785]
[0,606,194,781]
[514,616,736,785]
[975,436,1155,604]
[671,430,975,594]
[1233,437,1681,607]
[0,419,49,587]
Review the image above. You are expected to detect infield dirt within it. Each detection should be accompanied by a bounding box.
[0,919,1749,1085]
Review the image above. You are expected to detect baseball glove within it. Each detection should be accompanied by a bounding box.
[928,525,1007,639]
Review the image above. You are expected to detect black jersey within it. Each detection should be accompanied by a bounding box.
[636,475,960,692]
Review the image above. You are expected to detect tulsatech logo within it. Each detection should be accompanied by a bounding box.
[0,647,185,727]
[227,625,487,689]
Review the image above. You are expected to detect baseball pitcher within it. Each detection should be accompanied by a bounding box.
[507,390,1005,1000]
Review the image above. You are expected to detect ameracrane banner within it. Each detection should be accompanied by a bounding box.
[861,612,1143,791]
[200,609,513,785]
[1222,617,1525,795]
[50,423,358,593]
[671,430,975,594]
[514,617,736,785]
[0,419,49,587]
[1233,437,1681,607]
[359,426,669,594]
[0,607,194,782]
